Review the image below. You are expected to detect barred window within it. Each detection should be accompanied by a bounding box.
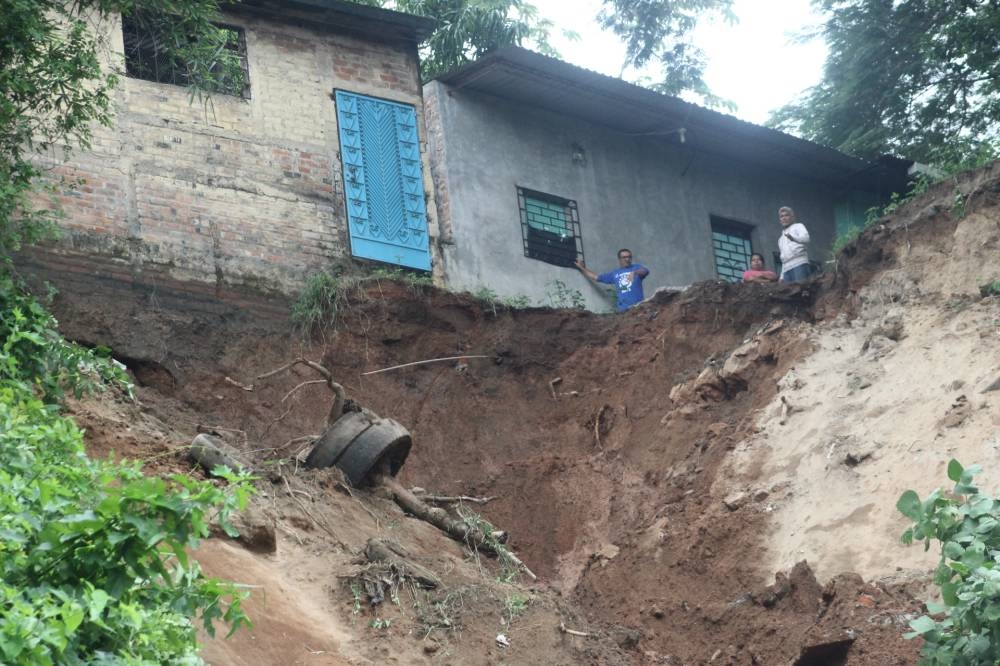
[122,14,250,98]
[710,216,754,282]
[518,187,584,268]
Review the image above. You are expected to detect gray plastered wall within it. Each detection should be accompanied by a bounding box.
[424,81,839,312]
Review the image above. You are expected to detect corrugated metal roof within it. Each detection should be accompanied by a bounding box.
[237,0,436,43]
[435,47,899,191]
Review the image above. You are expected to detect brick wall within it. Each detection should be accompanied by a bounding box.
[31,11,438,295]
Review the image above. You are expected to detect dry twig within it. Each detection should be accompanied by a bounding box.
[593,405,608,451]
[559,622,590,637]
[257,357,345,427]
[224,376,254,391]
[282,476,345,547]
[361,355,490,376]
[281,379,328,403]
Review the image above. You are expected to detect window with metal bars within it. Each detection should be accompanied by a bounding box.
[710,216,754,283]
[121,14,250,98]
[518,187,583,268]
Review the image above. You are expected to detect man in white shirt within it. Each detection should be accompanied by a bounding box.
[777,206,812,283]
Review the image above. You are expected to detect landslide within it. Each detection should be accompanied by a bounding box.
[23,162,1000,664]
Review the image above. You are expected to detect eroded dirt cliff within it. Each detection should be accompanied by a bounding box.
[22,164,1000,665]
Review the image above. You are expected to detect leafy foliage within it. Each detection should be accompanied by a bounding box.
[456,507,522,583]
[0,0,245,259]
[0,275,133,402]
[598,0,735,106]
[0,276,253,664]
[351,0,556,80]
[544,279,586,309]
[770,0,1000,164]
[897,460,1000,663]
[292,267,433,333]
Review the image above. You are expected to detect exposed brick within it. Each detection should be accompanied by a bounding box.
[29,9,437,293]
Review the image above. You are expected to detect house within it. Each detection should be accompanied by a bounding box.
[423,47,910,311]
[26,0,438,296]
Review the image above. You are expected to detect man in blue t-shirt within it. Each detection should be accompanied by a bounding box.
[574,248,650,312]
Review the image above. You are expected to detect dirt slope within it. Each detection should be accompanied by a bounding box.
[27,163,1000,664]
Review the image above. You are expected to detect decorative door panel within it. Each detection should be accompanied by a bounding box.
[335,91,431,270]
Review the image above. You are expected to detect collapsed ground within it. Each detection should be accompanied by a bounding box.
[22,164,1000,665]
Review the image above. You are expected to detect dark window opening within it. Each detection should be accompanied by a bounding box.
[122,14,250,98]
[518,187,583,268]
[710,216,754,283]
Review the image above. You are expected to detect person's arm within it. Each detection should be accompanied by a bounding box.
[574,259,599,282]
[632,265,649,280]
[784,223,810,244]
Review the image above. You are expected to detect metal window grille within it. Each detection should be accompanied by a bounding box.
[121,15,250,98]
[518,187,583,268]
[710,217,754,283]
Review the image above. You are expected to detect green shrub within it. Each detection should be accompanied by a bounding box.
[0,275,252,664]
[292,267,433,332]
[897,460,1000,663]
[544,279,585,309]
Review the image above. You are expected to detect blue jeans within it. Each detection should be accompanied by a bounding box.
[781,263,812,283]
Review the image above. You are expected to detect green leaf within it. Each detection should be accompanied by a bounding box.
[941,581,960,606]
[909,615,937,635]
[62,604,84,632]
[944,542,965,560]
[897,490,923,521]
[926,600,948,614]
[948,459,964,482]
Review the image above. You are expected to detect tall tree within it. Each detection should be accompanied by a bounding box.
[770,0,1000,166]
[399,0,555,79]
[598,0,735,106]
[353,0,556,80]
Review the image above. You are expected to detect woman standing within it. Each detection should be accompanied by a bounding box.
[777,206,811,282]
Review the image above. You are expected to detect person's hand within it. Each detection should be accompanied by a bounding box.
[574,258,585,270]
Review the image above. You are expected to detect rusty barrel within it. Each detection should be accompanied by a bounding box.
[304,411,411,486]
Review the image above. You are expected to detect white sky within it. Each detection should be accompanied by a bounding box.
[530,0,828,125]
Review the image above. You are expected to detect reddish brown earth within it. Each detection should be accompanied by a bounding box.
[24,168,994,665]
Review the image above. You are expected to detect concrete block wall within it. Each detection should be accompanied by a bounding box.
[424,81,842,312]
[32,11,437,295]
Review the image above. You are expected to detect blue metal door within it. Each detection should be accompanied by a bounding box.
[335,91,431,270]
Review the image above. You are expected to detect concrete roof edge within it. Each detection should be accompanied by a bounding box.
[434,46,887,178]
[237,0,436,42]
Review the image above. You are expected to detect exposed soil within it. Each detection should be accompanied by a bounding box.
[22,163,1000,665]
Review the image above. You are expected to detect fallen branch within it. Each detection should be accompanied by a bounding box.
[421,494,497,505]
[361,355,490,376]
[559,622,590,638]
[257,357,345,427]
[374,472,535,580]
[189,434,246,476]
[364,538,441,589]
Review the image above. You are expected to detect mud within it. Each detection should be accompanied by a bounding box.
[24,167,1000,664]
